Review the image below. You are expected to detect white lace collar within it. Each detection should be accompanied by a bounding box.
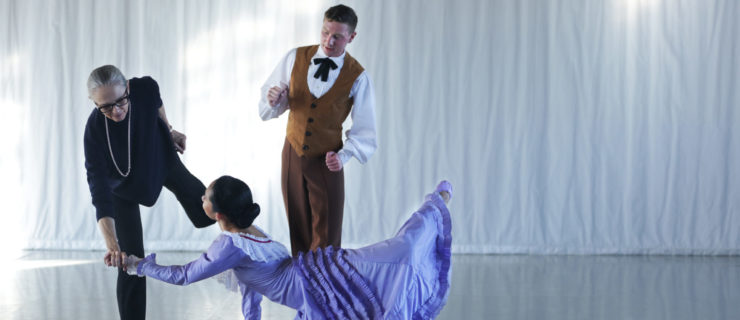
[221,226,290,263]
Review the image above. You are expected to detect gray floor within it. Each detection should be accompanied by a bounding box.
[2,251,739,319]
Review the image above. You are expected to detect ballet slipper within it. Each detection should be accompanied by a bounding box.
[435,180,452,200]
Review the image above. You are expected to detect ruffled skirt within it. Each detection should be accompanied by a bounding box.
[294,192,452,319]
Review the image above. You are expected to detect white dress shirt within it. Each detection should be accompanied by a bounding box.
[259,47,377,165]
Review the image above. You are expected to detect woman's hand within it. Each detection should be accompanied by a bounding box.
[98,218,128,269]
[104,249,128,270]
[124,255,143,275]
[171,129,187,153]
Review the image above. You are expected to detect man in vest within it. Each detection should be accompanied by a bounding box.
[259,4,377,256]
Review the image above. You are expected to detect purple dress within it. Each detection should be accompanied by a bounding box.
[137,192,451,319]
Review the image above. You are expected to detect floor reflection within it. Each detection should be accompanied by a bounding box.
[2,251,738,319]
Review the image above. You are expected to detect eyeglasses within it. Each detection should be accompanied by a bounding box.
[96,89,129,114]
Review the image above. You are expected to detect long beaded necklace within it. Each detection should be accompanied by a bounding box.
[104,102,132,177]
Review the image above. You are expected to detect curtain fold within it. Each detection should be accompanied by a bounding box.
[0,0,737,254]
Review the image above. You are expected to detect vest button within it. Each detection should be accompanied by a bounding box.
[310,103,317,109]
[305,131,312,136]
[302,145,309,150]
[308,118,314,123]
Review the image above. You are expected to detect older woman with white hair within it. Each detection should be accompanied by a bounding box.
[83,64,214,319]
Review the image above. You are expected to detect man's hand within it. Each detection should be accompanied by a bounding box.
[267,85,288,107]
[325,151,343,172]
[171,129,187,153]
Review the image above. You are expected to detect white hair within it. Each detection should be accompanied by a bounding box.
[87,65,126,95]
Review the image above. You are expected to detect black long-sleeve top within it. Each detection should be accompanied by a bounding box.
[83,77,175,221]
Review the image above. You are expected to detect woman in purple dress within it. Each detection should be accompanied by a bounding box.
[121,176,452,319]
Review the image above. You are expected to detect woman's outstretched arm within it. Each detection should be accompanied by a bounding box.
[131,235,245,286]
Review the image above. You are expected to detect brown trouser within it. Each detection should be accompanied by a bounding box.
[281,139,345,256]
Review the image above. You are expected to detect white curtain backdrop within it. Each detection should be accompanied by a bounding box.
[0,0,738,255]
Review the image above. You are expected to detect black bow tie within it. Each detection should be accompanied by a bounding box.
[313,58,338,82]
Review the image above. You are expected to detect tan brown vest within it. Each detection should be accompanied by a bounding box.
[286,45,365,158]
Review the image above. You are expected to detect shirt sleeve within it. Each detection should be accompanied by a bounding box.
[137,235,245,285]
[258,48,296,120]
[337,71,378,165]
[240,282,263,320]
[83,115,115,221]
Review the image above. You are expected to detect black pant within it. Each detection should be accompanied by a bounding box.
[114,155,214,320]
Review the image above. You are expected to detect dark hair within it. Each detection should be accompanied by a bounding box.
[210,175,261,229]
[324,4,358,32]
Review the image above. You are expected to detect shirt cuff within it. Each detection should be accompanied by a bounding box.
[337,150,351,165]
[137,253,157,276]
